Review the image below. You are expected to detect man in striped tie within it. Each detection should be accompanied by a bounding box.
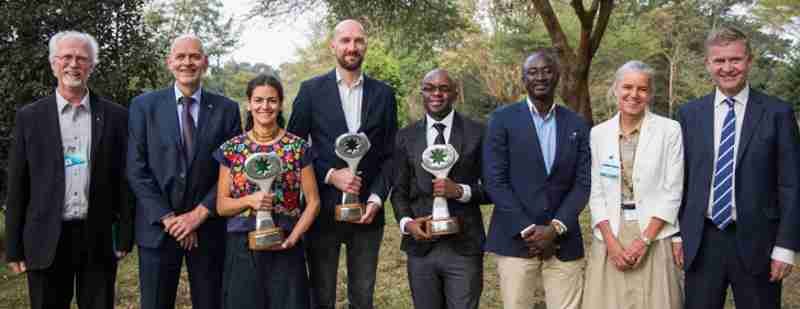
[675,26,800,309]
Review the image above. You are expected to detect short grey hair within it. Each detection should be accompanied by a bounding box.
[48,31,99,66]
[607,60,656,104]
[170,33,205,55]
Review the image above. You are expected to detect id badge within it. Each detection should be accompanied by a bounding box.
[599,156,620,179]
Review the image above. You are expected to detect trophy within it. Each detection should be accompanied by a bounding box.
[334,132,371,222]
[421,144,460,236]
[244,152,285,250]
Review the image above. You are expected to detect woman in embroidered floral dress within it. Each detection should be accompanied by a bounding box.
[215,74,320,309]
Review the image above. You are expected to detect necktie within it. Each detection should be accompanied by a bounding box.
[711,97,735,229]
[180,96,196,160]
[433,123,446,145]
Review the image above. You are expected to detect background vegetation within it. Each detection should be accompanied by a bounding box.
[1,0,799,308]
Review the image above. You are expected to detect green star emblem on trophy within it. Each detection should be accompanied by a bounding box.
[430,148,448,165]
[254,157,273,177]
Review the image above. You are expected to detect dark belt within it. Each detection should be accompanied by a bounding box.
[621,203,636,210]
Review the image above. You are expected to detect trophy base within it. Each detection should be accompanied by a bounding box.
[248,228,284,251]
[335,203,365,222]
[425,218,460,236]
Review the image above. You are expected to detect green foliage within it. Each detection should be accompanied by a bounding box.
[0,0,162,201]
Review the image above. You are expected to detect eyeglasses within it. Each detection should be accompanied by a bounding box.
[55,54,90,66]
[421,85,454,94]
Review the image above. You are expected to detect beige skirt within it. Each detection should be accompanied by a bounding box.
[581,219,683,309]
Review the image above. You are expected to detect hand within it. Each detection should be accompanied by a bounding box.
[167,207,209,241]
[247,191,274,211]
[537,242,556,260]
[281,235,299,250]
[357,202,380,224]
[605,236,633,271]
[406,216,433,241]
[524,225,557,250]
[329,168,362,194]
[115,251,129,259]
[769,259,793,282]
[623,238,648,268]
[162,214,178,230]
[671,241,684,268]
[432,178,462,199]
[178,232,198,250]
[7,261,26,274]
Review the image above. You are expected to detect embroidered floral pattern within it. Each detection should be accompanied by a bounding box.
[218,133,309,218]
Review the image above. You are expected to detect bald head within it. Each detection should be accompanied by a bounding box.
[334,19,365,38]
[331,19,367,71]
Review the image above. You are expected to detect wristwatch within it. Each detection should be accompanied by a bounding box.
[640,235,652,246]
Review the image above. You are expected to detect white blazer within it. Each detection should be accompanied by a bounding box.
[588,111,684,241]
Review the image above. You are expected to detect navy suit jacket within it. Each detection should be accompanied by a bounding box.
[483,101,590,260]
[5,93,133,270]
[287,70,397,233]
[127,87,242,248]
[391,112,489,257]
[677,89,800,274]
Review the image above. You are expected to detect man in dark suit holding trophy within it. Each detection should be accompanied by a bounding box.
[391,69,488,309]
[286,19,398,309]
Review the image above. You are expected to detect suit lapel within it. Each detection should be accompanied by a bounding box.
[88,92,105,172]
[549,105,569,177]
[359,76,371,132]
[191,89,216,164]
[44,96,65,168]
[516,101,548,178]
[736,91,764,165]
[698,94,716,201]
[413,119,433,190]
[450,112,466,160]
[634,112,654,169]
[324,70,350,134]
[158,89,182,161]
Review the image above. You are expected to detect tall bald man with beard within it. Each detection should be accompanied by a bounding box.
[287,20,398,309]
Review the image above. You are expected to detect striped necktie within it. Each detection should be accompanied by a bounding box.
[711,97,736,229]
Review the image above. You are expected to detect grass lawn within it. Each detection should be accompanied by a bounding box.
[1,206,799,308]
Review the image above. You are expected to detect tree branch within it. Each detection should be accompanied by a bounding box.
[532,0,575,58]
[589,0,613,57]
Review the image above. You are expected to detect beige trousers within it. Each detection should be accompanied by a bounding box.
[496,253,585,309]
[581,220,683,309]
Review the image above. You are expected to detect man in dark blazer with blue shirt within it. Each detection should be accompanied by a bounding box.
[675,26,800,309]
[287,19,397,309]
[483,50,590,309]
[127,34,242,309]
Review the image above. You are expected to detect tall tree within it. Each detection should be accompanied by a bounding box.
[0,0,162,204]
[531,0,614,123]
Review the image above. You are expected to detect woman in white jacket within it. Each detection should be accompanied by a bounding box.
[581,60,684,309]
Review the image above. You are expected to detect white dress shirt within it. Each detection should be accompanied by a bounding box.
[400,110,472,234]
[324,69,381,207]
[706,85,794,265]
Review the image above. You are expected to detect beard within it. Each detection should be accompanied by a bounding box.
[337,53,363,71]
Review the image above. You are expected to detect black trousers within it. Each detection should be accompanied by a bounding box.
[407,243,483,309]
[26,220,117,309]
[684,220,781,309]
[306,224,384,309]
[223,232,311,309]
[138,228,225,309]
